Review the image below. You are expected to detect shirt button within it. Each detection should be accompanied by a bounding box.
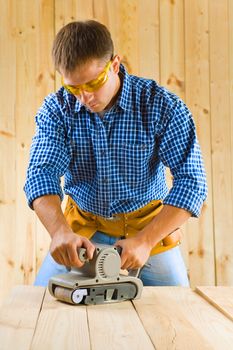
[103,177,108,183]
[101,150,106,156]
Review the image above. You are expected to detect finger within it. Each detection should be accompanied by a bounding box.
[122,257,140,270]
[52,251,67,266]
[121,254,129,270]
[122,261,131,270]
[114,240,123,249]
[82,238,96,260]
[113,243,123,256]
[114,239,121,246]
[59,249,71,267]
[114,241,125,257]
[128,263,141,270]
[122,259,137,270]
[125,262,135,270]
[67,246,84,267]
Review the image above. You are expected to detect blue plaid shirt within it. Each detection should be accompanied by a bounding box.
[24,64,207,218]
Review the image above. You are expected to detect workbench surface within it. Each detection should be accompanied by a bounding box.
[1,286,233,349]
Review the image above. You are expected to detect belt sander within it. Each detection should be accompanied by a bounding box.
[48,244,143,305]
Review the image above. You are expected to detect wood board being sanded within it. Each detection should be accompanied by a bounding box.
[1,286,233,349]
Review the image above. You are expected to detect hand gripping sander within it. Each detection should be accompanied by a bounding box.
[48,244,143,305]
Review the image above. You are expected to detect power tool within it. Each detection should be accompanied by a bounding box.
[48,244,143,305]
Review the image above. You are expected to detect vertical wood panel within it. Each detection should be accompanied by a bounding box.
[113,0,140,75]
[159,0,187,265]
[184,0,215,285]
[15,2,35,285]
[209,0,233,284]
[0,0,17,303]
[55,0,93,30]
[160,0,185,99]
[138,0,159,80]
[230,3,233,282]
[34,0,55,272]
[93,0,112,25]
[14,1,52,285]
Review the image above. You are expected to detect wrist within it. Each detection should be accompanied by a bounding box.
[135,229,155,250]
[51,225,73,238]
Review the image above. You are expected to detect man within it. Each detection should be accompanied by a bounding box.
[24,20,207,287]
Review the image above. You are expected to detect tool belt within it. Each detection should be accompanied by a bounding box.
[64,197,181,256]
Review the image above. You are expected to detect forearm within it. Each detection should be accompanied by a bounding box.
[33,194,95,265]
[137,204,191,248]
[32,194,72,238]
[115,204,191,269]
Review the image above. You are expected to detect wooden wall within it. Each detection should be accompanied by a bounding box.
[0,0,233,303]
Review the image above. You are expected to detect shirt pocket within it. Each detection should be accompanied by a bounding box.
[113,142,151,185]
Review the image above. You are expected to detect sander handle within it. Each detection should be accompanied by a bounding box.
[115,245,141,278]
[78,244,141,278]
[77,247,89,263]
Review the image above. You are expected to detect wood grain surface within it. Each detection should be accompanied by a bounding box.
[1,286,233,350]
[196,286,233,322]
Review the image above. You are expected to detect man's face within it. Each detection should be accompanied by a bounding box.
[61,56,121,113]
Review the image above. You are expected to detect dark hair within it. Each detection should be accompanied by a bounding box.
[52,20,114,73]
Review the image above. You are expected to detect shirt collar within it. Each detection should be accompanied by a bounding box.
[115,64,132,111]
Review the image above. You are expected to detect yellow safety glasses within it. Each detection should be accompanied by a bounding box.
[61,60,112,95]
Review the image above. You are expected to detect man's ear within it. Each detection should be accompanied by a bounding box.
[112,54,121,74]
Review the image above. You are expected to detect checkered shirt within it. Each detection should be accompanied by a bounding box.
[24,64,207,217]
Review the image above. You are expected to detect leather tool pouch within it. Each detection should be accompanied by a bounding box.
[162,228,182,246]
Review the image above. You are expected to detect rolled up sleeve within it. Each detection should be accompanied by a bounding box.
[24,95,70,209]
[158,99,207,217]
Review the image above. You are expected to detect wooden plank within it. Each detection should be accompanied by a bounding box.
[87,300,155,350]
[34,0,55,273]
[55,0,93,24]
[229,0,233,277]
[0,286,45,350]
[133,287,233,349]
[92,0,112,26]
[160,0,185,99]
[138,0,159,81]
[109,0,159,81]
[112,0,139,75]
[184,0,215,286]
[209,0,233,285]
[159,0,185,217]
[14,0,39,283]
[30,288,91,350]
[196,286,233,322]
[0,0,17,305]
[13,0,55,285]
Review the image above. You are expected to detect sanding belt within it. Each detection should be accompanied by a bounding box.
[64,197,181,256]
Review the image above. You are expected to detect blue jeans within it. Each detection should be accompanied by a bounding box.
[34,231,190,287]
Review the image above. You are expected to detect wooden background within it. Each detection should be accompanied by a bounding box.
[0,0,233,303]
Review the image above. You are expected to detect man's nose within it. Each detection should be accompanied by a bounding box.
[76,90,92,104]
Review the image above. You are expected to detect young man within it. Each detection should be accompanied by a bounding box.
[24,20,207,287]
